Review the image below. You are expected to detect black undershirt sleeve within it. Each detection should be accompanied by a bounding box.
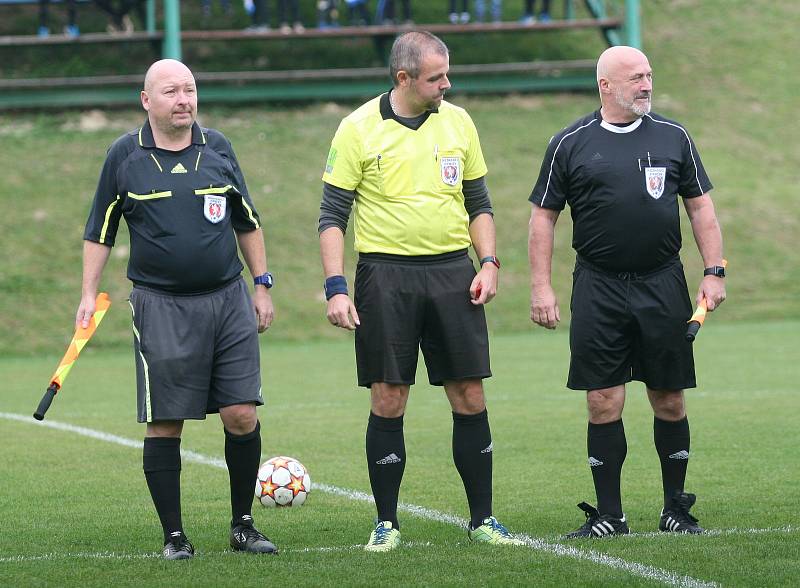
[319,181,356,234]
[463,176,493,222]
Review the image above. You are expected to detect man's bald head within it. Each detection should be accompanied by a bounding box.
[596,46,649,84]
[144,59,195,93]
[596,46,653,121]
[141,59,198,143]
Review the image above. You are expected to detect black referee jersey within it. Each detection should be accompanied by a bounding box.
[84,121,261,294]
[529,110,713,273]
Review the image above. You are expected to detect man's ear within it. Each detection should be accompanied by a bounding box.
[141,90,150,111]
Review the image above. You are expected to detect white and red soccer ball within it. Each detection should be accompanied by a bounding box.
[255,456,311,507]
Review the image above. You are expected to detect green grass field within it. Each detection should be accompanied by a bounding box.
[1,322,798,586]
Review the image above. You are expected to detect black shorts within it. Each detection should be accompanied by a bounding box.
[354,249,491,388]
[567,258,695,391]
[128,277,263,423]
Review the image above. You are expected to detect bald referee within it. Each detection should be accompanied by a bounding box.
[319,31,523,551]
[77,59,278,559]
[528,46,726,537]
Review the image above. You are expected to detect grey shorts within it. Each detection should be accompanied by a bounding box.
[129,277,263,423]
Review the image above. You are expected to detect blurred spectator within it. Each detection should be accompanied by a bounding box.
[474,0,501,23]
[519,0,550,24]
[203,0,233,20]
[94,0,146,33]
[345,0,370,26]
[317,0,340,28]
[448,0,469,24]
[279,0,305,33]
[376,0,412,25]
[38,0,79,37]
[244,0,270,31]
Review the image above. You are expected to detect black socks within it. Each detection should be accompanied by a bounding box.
[452,409,493,529]
[225,421,261,524]
[654,416,690,508]
[366,412,406,529]
[143,436,183,543]
[587,419,627,519]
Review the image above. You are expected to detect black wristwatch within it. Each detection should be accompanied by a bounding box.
[703,266,725,278]
[480,255,501,269]
[253,272,274,288]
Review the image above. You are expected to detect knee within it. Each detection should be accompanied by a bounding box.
[221,404,258,435]
[446,379,486,414]
[650,390,685,421]
[586,389,624,423]
[370,384,408,417]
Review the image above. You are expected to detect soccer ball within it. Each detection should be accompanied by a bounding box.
[255,456,311,507]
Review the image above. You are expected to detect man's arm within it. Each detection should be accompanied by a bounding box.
[468,212,498,305]
[528,204,561,329]
[236,228,274,333]
[76,240,112,328]
[319,226,359,330]
[683,193,726,311]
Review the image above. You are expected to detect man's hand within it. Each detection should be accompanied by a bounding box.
[530,284,560,329]
[326,294,360,330]
[75,293,97,329]
[697,276,726,311]
[253,288,274,333]
[470,265,498,305]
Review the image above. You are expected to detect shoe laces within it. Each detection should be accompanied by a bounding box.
[236,523,269,543]
[482,516,512,537]
[669,493,699,524]
[372,522,395,544]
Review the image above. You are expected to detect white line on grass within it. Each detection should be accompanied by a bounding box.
[0,542,437,564]
[2,412,717,587]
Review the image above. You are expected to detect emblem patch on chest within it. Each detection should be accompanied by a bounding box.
[645,167,666,199]
[440,157,460,186]
[204,194,226,223]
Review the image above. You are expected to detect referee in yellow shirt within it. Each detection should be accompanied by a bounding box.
[318,31,523,551]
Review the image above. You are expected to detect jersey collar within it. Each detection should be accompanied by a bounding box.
[597,110,644,134]
[137,119,206,148]
[380,90,438,130]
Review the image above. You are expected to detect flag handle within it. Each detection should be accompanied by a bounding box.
[34,383,60,421]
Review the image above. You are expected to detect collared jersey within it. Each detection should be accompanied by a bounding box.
[84,120,261,294]
[322,93,488,256]
[529,110,713,273]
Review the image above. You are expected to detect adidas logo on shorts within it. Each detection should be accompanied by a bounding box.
[588,457,604,467]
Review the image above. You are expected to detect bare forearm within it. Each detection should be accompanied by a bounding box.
[685,195,724,267]
[528,205,558,287]
[82,240,112,297]
[319,226,346,277]
[236,228,268,277]
[468,212,496,260]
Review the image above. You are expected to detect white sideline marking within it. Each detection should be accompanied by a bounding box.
[2,413,716,587]
[0,543,436,563]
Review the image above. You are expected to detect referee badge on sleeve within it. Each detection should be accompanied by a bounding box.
[645,167,666,199]
[440,157,460,186]
[204,194,226,223]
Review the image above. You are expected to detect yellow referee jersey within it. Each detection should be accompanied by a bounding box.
[322,93,488,256]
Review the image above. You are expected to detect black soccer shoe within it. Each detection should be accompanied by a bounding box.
[564,502,630,538]
[660,491,704,534]
[162,532,194,560]
[230,517,278,554]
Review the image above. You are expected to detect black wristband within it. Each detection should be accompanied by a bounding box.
[324,275,348,300]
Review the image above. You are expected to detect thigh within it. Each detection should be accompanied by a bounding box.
[354,260,425,388]
[420,255,491,386]
[129,288,214,423]
[631,265,696,390]
[567,267,635,390]
[208,279,264,412]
